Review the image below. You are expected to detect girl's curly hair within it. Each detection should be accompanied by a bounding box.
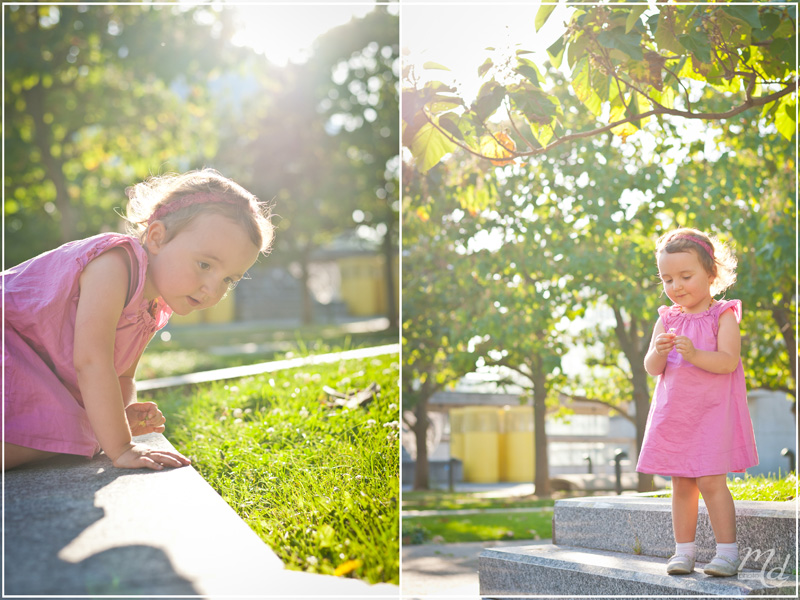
[124,169,274,255]
[655,227,737,295]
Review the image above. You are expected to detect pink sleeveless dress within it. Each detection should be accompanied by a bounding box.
[3,233,172,458]
[636,299,758,477]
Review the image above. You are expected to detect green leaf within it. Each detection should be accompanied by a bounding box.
[596,27,643,62]
[439,113,464,141]
[423,61,451,71]
[722,5,761,30]
[410,121,458,173]
[654,11,685,55]
[529,122,553,147]
[567,33,590,70]
[509,85,559,124]
[775,99,796,142]
[678,31,711,64]
[769,37,795,67]
[478,57,493,78]
[751,10,781,42]
[473,80,506,121]
[535,2,557,32]
[546,37,565,69]
[625,6,647,33]
[516,57,542,88]
[572,58,603,117]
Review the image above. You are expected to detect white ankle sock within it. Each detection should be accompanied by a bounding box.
[676,541,696,559]
[716,542,738,561]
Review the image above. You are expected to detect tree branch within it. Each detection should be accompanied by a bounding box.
[423,81,797,164]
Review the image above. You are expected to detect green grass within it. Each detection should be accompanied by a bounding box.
[655,472,796,502]
[727,472,796,501]
[402,511,553,545]
[402,491,555,511]
[148,354,399,584]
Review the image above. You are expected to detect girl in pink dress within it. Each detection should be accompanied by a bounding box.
[3,169,273,471]
[637,228,758,578]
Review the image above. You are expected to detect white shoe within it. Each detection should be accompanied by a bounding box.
[666,554,695,575]
[704,554,741,577]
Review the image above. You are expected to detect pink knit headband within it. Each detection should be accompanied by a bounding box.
[672,234,714,258]
[148,192,244,223]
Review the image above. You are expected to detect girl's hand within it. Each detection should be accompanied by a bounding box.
[654,332,676,356]
[111,443,191,471]
[126,401,166,436]
[673,335,697,360]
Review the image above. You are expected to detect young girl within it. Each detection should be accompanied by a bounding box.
[637,228,758,577]
[4,169,273,471]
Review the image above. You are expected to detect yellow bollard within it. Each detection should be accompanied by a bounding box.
[462,407,500,483]
[503,406,535,482]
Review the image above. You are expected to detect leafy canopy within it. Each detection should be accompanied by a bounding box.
[404,2,797,173]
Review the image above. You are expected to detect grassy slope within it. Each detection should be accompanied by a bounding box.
[149,354,400,585]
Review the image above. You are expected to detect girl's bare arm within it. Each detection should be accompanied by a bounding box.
[120,341,168,436]
[74,248,136,461]
[74,249,188,469]
[644,317,672,376]
[674,309,741,374]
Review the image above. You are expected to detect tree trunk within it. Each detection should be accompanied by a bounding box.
[381,220,398,330]
[25,83,76,244]
[412,393,430,490]
[631,363,655,492]
[772,306,796,386]
[532,358,552,498]
[611,306,654,492]
[299,243,314,325]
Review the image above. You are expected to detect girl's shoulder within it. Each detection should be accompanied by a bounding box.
[657,304,682,324]
[712,298,742,323]
[74,232,146,271]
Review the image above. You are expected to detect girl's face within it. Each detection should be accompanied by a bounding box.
[657,249,714,313]
[144,213,260,316]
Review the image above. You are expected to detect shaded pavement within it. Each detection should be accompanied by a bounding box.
[401,538,551,599]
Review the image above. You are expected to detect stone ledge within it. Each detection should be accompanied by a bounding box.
[479,544,799,598]
[553,496,796,569]
[4,433,396,597]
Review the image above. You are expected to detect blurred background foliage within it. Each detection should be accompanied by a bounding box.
[4,2,399,328]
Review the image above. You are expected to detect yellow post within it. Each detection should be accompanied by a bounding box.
[503,406,535,482]
[462,407,499,483]
[498,407,509,481]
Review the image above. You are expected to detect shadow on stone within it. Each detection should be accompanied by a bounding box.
[4,452,199,595]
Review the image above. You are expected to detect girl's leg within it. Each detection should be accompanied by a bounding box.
[696,474,736,544]
[3,442,58,470]
[671,476,700,543]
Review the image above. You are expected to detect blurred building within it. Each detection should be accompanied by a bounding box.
[169,230,398,326]
[311,231,399,319]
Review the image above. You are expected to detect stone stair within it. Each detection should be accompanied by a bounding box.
[479,495,798,597]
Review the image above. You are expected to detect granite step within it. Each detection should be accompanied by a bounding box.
[479,544,799,598]
[553,496,795,570]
